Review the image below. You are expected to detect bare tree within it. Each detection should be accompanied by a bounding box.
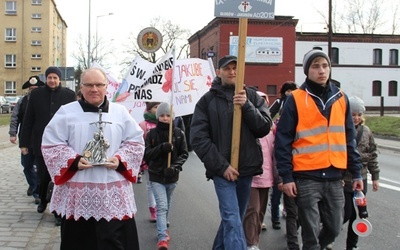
[71,34,115,70]
[121,17,191,67]
[316,3,343,33]
[317,0,399,34]
[344,0,384,33]
[389,1,400,34]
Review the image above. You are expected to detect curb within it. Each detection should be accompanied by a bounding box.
[377,144,400,153]
[0,141,13,150]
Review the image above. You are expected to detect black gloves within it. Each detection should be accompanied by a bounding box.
[161,142,173,153]
[164,166,179,177]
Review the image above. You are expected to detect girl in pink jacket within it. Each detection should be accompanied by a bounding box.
[243,92,276,250]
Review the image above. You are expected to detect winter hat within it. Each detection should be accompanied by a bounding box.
[349,96,366,114]
[22,75,45,89]
[45,66,62,79]
[279,81,298,96]
[156,102,174,119]
[146,102,160,111]
[302,49,330,76]
[218,55,237,69]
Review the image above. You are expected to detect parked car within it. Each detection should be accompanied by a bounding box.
[0,96,11,114]
[5,96,20,112]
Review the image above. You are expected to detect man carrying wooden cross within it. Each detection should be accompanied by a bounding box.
[190,55,272,249]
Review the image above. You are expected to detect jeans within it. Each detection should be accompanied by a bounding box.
[283,193,299,249]
[295,178,344,250]
[21,151,38,197]
[271,182,282,223]
[150,181,177,242]
[212,175,253,250]
[144,170,156,208]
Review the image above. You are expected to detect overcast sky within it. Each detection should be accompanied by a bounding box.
[54,0,397,76]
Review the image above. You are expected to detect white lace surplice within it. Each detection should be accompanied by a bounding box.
[42,102,144,221]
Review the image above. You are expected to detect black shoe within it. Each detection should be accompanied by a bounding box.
[37,202,47,213]
[34,197,40,205]
[55,217,62,226]
[272,221,281,230]
[27,187,33,196]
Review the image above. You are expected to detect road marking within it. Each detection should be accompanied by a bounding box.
[379,177,400,185]
[368,179,400,192]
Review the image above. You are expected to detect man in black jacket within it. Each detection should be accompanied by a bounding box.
[9,76,45,204]
[190,55,272,250]
[20,66,76,226]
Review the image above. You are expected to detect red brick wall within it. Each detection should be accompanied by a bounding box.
[189,17,298,102]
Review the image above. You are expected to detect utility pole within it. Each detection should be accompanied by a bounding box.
[328,0,333,59]
[87,0,91,68]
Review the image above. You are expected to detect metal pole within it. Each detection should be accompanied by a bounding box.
[328,0,332,59]
[87,0,91,68]
[96,16,98,61]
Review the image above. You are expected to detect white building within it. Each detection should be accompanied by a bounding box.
[295,33,400,111]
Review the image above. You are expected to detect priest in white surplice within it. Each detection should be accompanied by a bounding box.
[41,68,144,250]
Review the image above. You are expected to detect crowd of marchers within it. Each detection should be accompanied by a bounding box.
[8,49,379,250]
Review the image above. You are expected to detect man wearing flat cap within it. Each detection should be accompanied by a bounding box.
[190,55,272,249]
[19,66,76,226]
[9,76,45,204]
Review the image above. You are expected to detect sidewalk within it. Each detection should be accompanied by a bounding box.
[0,144,60,250]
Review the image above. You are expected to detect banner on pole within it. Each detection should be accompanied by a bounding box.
[93,54,214,123]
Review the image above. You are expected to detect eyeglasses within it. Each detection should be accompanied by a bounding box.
[82,83,106,88]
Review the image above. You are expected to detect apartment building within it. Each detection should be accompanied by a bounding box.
[0,0,67,96]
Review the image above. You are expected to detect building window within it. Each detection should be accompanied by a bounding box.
[331,47,339,64]
[5,1,17,15]
[389,49,398,66]
[31,27,42,33]
[388,81,398,96]
[266,85,277,97]
[31,54,42,59]
[4,81,17,94]
[32,0,42,5]
[373,49,382,65]
[372,81,382,96]
[31,40,41,46]
[5,54,16,68]
[5,28,16,41]
[32,13,41,19]
[31,67,41,71]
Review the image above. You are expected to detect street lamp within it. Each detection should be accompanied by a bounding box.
[95,13,113,61]
[87,0,91,68]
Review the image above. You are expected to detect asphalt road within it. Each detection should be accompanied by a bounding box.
[133,149,400,250]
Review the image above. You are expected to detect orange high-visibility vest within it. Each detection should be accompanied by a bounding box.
[291,89,347,171]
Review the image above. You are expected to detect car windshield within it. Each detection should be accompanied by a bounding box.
[5,97,18,102]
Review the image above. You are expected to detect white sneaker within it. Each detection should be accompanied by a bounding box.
[325,242,334,250]
[247,246,260,250]
[261,223,267,231]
